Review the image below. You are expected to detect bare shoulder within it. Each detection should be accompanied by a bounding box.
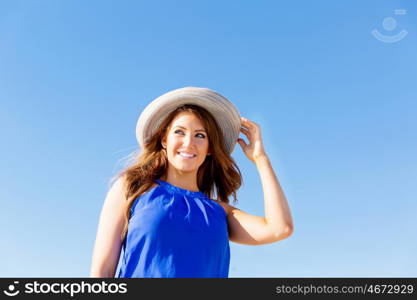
[217,201,240,216]
[104,176,128,207]
[110,175,127,190]
[110,177,159,198]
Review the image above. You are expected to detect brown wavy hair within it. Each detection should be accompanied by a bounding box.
[113,104,242,241]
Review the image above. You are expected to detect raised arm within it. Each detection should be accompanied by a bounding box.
[90,177,127,277]
[220,117,294,245]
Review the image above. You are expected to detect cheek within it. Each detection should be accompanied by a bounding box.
[197,139,209,152]
[166,136,180,149]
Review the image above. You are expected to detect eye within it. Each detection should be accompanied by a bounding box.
[174,129,185,135]
[196,133,206,138]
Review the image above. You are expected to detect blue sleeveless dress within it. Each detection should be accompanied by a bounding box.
[115,179,230,278]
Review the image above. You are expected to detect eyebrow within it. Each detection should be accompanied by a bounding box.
[173,125,206,132]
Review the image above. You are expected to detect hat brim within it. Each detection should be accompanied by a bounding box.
[136,87,241,154]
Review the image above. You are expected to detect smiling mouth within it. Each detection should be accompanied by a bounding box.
[177,152,197,159]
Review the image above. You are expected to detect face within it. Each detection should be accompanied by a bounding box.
[162,112,210,175]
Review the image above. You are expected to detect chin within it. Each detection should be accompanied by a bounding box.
[174,166,198,173]
[172,162,202,174]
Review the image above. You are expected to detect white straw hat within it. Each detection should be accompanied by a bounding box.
[136,86,241,153]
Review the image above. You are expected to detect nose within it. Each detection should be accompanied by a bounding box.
[183,134,195,147]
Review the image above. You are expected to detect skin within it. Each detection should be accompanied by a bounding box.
[90,112,294,277]
[160,112,211,192]
[222,117,294,245]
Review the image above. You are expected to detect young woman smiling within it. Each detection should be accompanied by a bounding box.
[90,87,294,278]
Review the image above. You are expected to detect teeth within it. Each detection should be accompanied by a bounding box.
[178,152,195,158]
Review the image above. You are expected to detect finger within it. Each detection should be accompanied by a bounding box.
[237,138,248,150]
[241,125,257,139]
[240,122,252,131]
[241,125,251,133]
[240,127,251,136]
[241,117,254,128]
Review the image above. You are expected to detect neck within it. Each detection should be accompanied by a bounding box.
[162,167,199,192]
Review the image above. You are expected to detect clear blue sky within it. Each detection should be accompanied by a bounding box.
[1,0,416,277]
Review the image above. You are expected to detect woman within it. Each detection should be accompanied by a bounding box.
[90,87,294,278]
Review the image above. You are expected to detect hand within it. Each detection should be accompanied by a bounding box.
[237,117,267,163]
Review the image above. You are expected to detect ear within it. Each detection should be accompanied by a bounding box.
[161,137,167,149]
